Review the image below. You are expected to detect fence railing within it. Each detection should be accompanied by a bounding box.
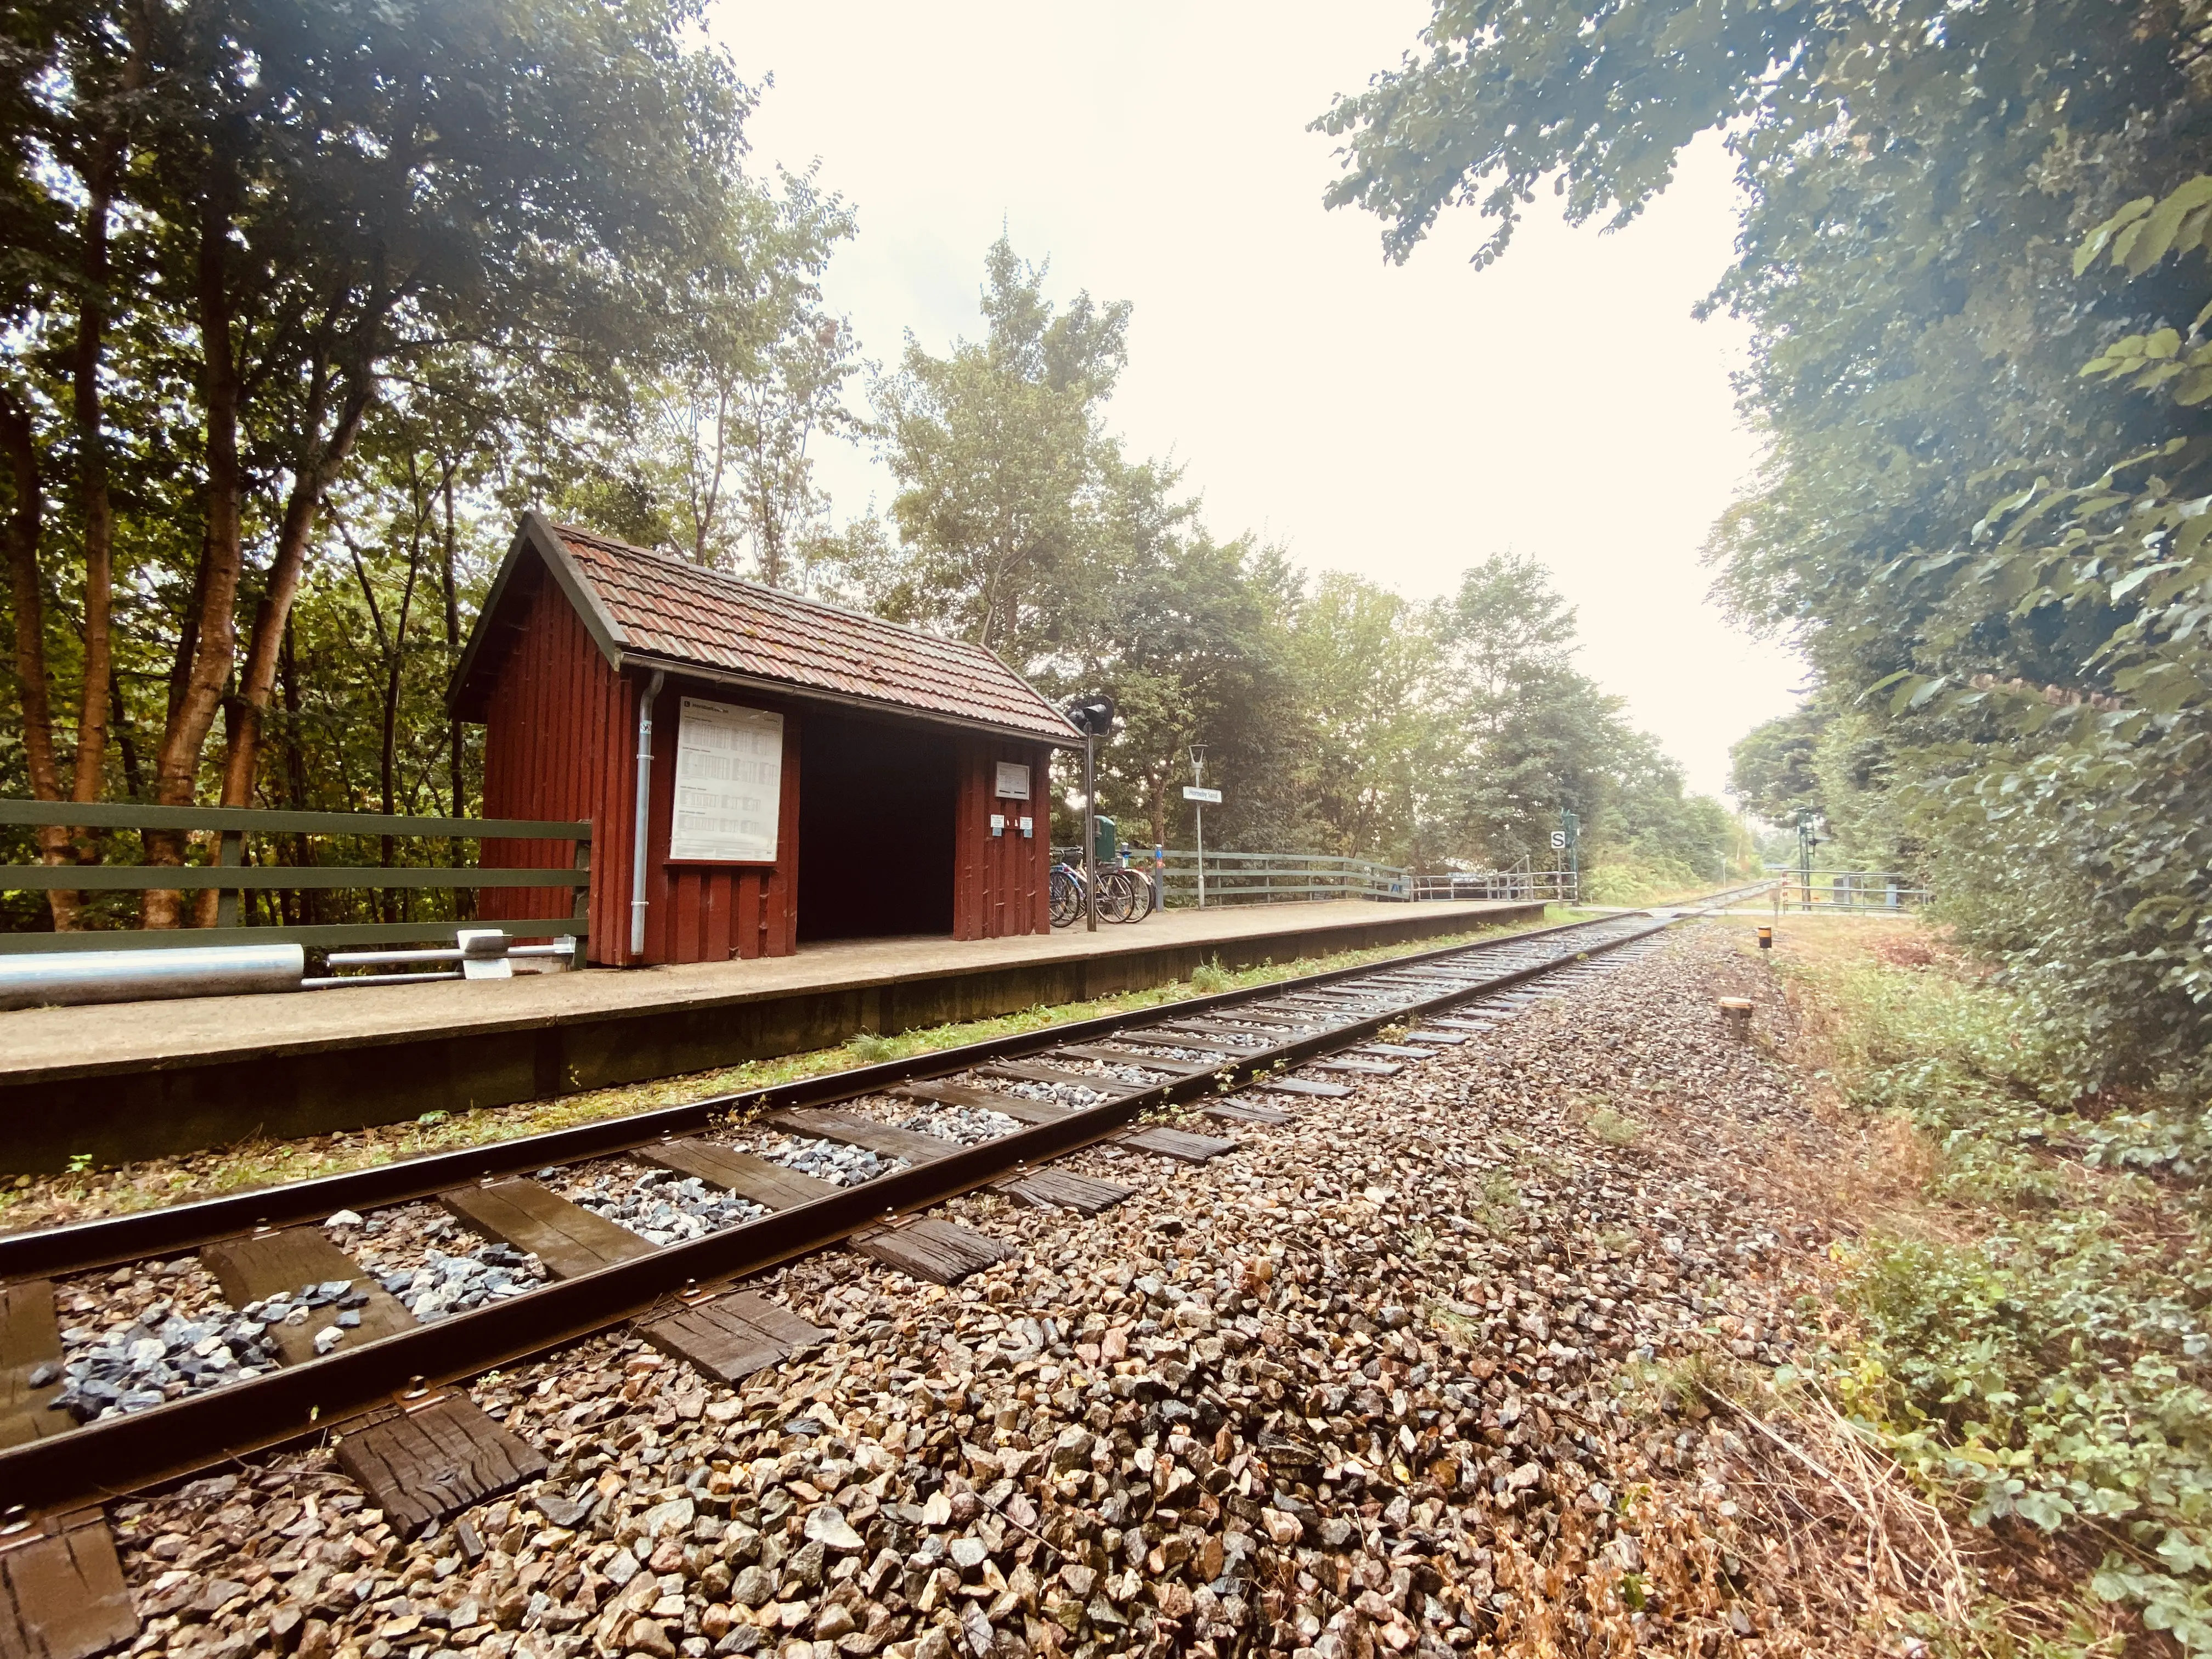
[1409,869,1580,904]
[1762,867,1928,913]
[1161,849,1407,905]
[0,800,590,955]
[1057,848,1411,905]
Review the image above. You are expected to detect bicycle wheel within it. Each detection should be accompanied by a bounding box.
[1049,866,1083,928]
[1097,868,1137,923]
[1115,865,1154,922]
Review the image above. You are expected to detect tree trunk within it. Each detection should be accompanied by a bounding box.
[1,393,78,926]
[109,676,143,802]
[67,31,142,859]
[213,365,373,820]
[377,509,424,923]
[278,619,311,927]
[146,170,250,927]
[440,467,474,918]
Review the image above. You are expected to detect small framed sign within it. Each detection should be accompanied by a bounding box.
[994,761,1031,800]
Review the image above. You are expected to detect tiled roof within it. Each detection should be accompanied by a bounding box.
[546,522,1080,743]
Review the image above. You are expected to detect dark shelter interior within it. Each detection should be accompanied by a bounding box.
[797,711,957,941]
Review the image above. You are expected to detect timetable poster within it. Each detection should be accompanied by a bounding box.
[669,699,783,861]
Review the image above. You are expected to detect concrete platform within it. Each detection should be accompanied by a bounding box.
[0,899,1541,1171]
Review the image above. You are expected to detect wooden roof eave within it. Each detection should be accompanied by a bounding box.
[622,652,1084,749]
[447,510,631,720]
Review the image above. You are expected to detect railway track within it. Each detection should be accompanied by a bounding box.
[0,888,1764,1654]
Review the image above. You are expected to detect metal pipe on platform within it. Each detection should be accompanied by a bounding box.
[0,944,303,1011]
[630,670,665,961]
[300,970,464,989]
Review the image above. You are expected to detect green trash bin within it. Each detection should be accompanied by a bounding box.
[1092,815,1117,865]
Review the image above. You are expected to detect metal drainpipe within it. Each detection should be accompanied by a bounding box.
[629,670,666,961]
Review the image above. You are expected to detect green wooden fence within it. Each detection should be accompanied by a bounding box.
[0,800,589,955]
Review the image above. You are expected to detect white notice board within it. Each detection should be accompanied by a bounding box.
[669,699,783,862]
[994,761,1031,800]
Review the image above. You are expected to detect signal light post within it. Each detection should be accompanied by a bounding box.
[1066,697,1116,933]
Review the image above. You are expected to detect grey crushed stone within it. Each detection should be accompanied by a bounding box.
[105,924,1859,1658]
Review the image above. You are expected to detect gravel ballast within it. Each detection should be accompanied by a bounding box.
[95,922,1885,1659]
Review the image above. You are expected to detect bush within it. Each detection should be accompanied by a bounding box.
[1785,939,2212,1651]
[1582,855,1702,905]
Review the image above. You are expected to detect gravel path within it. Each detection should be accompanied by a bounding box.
[102,922,1868,1659]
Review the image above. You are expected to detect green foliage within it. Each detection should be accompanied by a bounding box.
[866,236,1130,657]
[0,0,877,921]
[628,167,862,582]
[1581,855,1702,906]
[1729,707,1823,826]
[1187,958,1232,994]
[845,1032,901,1066]
[1317,1,2212,1093]
[1582,1104,1641,1147]
[855,245,1745,874]
[1782,945,2212,1647]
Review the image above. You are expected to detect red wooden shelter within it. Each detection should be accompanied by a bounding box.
[450,514,1079,965]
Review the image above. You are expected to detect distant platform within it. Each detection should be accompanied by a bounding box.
[0,899,1542,1171]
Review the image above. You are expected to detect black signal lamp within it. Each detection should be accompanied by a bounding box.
[1066,697,1116,738]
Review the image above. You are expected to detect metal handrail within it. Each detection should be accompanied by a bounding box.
[1762,868,1929,912]
[1410,869,1580,903]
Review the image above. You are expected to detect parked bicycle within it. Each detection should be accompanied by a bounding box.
[1049,859,1152,927]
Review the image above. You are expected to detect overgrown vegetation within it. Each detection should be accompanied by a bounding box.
[1322,0,2212,1092]
[1770,923,2212,1652]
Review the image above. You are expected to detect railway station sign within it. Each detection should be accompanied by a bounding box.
[1182,786,1222,804]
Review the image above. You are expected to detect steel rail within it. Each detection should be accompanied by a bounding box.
[0,913,1686,1510]
[0,886,1767,1513]
[0,907,1666,1282]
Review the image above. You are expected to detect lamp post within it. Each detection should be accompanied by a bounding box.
[1065,697,1116,933]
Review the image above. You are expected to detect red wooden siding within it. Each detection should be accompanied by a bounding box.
[952,739,1052,940]
[474,546,1058,963]
[477,569,805,966]
[477,565,637,963]
[640,683,801,963]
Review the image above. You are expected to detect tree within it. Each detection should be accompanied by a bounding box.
[1073,470,1299,850]
[1316,0,2212,1068]
[636,168,861,585]
[1728,706,1823,826]
[872,238,1129,656]
[2,0,754,925]
[1283,573,1441,860]
[1431,555,1601,864]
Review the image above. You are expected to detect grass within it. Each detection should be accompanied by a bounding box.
[0,909,1562,1234]
[1582,1102,1644,1147]
[1748,914,2212,1656]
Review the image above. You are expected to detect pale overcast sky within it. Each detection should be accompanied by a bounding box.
[713,2,1808,798]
